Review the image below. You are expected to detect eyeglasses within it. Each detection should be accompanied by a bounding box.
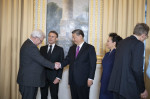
[37,38,43,43]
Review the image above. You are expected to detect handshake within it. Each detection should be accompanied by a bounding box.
[54,62,61,70]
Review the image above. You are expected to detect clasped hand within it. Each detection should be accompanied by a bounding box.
[54,62,61,70]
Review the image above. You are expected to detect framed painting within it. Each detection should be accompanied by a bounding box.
[46,0,89,55]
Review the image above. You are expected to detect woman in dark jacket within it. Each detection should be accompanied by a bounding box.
[99,33,122,99]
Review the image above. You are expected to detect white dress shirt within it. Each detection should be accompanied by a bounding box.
[47,44,55,53]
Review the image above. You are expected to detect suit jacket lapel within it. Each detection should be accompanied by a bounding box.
[51,45,57,55]
[46,45,49,53]
[46,45,52,58]
[71,45,76,61]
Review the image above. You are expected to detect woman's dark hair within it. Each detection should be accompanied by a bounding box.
[109,33,123,47]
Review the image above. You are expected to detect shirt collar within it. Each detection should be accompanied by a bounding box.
[132,35,138,40]
[47,43,55,53]
[29,38,34,43]
[77,41,84,49]
[48,43,55,48]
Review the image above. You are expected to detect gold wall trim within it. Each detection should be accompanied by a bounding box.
[33,0,36,29]
[97,55,103,64]
[42,0,46,32]
[99,0,103,55]
[34,0,46,32]
[94,0,98,52]
[89,0,94,44]
[33,0,46,45]
[37,0,40,29]
[89,0,103,63]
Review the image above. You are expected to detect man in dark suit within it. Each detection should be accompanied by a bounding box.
[17,29,59,99]
[40,31,64,99]
[56,29,97,99]
[108,23,149,99]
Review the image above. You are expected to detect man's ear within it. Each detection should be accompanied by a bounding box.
[113,42,116,47]
[141,34,145,37]
[56,38,58,41]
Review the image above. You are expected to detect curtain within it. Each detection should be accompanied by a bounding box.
[102,0,145,52]
[0,0,33,99]
[145,0,150,98]
[0,0,149,99]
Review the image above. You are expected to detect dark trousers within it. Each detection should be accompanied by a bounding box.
[40,81,59,99]
[19,85,38,99]
[70,84,90,99]
[113,92,126,99]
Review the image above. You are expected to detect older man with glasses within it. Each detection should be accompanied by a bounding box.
[17,29,60,99]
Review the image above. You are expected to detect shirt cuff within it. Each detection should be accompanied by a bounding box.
[88,78,93,80]
[60,63,62,68]
[56,77,61,80]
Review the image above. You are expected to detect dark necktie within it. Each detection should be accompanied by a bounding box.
[48,45,52,57]
[75,46,80,58]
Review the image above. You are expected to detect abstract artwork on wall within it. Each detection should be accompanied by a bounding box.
[46,0,89,55]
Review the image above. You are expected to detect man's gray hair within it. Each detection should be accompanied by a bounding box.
[133,23,149,36]
[31,29,45,38]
